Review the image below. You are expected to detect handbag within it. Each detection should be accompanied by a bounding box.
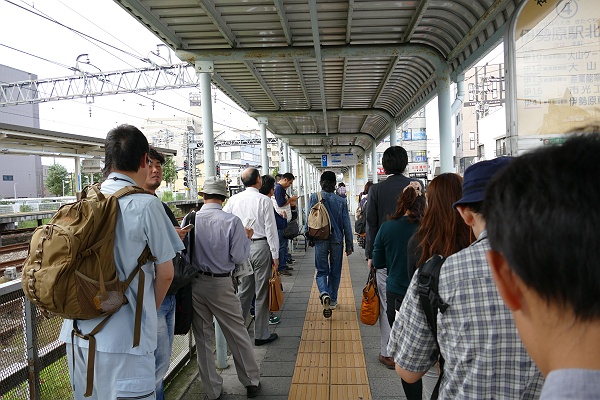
[167,211,197,296]
[360,267,380,325]
[282,219,300,239]
[269,270,285,312]
[174,283,193,335]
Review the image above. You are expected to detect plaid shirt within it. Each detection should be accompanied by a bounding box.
[388,231,544,399]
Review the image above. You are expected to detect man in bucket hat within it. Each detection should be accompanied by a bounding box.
[189,177,262,399]
[387,158,544,399]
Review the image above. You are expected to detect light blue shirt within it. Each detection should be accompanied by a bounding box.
[540,369,600,399]
[191,202,250,274]
[59,172,184,354]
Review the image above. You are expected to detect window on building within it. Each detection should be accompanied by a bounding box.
[456,135,461,149]
[495,138,507,156]
[468,83,475,101]
[2,175,13,181]
[470,132,476,150]
[478,144,485,159]
[231,151,241,160]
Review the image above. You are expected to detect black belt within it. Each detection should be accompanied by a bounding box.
[251,237,267,241]
[196,270,232,278]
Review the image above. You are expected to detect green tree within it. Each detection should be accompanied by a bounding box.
[271,167,279,178]
[46,164,69,196]
[162,157,176,187]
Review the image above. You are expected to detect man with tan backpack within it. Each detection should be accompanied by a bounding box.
[53,125,183,399]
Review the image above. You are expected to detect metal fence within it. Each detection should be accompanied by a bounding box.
[0,280,195,400]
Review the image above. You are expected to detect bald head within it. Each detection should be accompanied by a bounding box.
[241,168,261,188]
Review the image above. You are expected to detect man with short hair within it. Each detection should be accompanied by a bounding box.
[191,177,261,399]
[273,172,298,275]
[59,125,184,399]
[388,157,543,399]
[365,146,420,370]
[308,171,353,318]
[485,133,600,399]
[143,147,189,400]
[223,168,279,346]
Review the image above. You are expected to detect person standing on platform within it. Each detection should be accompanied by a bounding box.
[143,147,190,400]
[308,171,353,318]
[59,125,183,400]
[364,146,421,370]
[223,168,279,346]
[388,158,543,399]
[190,177,261,399]
[485,133,600,399]
[273,172,298,275]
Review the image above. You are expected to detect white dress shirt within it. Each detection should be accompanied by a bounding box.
[223,187,279,260]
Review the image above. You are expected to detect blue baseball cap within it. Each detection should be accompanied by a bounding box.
[453,157,512,209]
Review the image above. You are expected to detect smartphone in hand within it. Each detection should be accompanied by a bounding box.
[182,223,194,231]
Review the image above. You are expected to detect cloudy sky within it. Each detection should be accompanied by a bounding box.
[0,0,257,140]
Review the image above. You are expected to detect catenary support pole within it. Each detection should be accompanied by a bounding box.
[371,142,379,184]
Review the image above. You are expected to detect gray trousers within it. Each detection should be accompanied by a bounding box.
[191,274,260,400]
[377,268,392,358]
[238,240,272,341]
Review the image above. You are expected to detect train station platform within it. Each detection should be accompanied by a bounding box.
[165,241,407,400]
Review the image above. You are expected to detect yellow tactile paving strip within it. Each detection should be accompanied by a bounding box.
[288,256,372,400]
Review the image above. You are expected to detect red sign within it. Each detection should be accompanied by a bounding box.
[377,167,386,175]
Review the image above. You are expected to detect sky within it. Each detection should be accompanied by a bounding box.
[0,0,258,170]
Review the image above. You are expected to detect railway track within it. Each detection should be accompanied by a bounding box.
[0,243,29,255]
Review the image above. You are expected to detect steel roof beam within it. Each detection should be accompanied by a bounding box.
[291,144,366,151]
[248,108,393,123]
[345,0,355,44]
[370,56,399,108]
[274,0,293,46]
[293,59,311,108]
[273,132,374,141]
[308,0,329,135]
[197,0,239,48]
[401,0,431,43]
[211,72,252,110]
[244,61,281,109]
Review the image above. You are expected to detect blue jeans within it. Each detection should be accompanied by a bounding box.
[277,229,288,271]
[314,240,343,302]
[155,294,176,400]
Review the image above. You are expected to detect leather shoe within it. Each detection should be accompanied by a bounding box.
[246,383,260,398]
[255,333,278,346]
[378,354,395,369]
[279,270,292,276]
[285,266,294,270]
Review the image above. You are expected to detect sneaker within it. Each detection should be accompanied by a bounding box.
[269,315,280,325]
[321,294,332,318]
[279,270,292,276]
[330,301,337,310]
[287,258,297,264]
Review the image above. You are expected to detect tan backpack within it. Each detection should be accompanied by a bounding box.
[307,192,331,240]
[22,183,154,397]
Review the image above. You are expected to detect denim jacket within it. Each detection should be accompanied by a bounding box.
[307,191,354,250]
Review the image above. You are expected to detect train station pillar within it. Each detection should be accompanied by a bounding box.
[363,153,368,184]
[196,61,216,179]
[371,142,378,184]
[74,156,81,192]
[389,123,397,146]
[258,117,269,175]
[282,142,290,173]
[437,69,453,173]
[302,159,309,222]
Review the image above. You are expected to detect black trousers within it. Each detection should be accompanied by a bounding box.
[386,290,423,400]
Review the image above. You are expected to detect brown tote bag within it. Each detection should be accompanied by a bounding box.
[269,270,284,312]
[360,266,380,325]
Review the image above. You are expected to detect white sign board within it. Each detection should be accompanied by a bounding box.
[321,153,358,167]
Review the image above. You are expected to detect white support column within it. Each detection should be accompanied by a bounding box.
[437,67,454,173]
[196,61,216,178]
[282,142,290,173]
[363,153,368,184]
[294,151,302,225]
[74,157,81,192]
[302,159,309,221]
[371,143,379,184]
[258,117,269,175]
[389,123,397,147]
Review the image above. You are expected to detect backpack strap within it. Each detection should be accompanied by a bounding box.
[417,254,448,400]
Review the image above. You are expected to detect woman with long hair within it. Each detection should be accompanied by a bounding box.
[372,181,426,400]
[407,173,471,278]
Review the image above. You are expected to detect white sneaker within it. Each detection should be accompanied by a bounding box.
[330,301,337,310]
[322,295,332,318]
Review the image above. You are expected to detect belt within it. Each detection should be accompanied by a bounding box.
[196,270,232,278]
[250,237,267,241]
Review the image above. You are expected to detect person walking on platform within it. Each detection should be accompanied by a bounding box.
[143,147,191,400]
[59,125,184,400]
[364,145,421,370]
[388,158,543,399]
[190,177,261,399]
[223,168,280,346]
[485,132,600,399]
[308,171,353,318]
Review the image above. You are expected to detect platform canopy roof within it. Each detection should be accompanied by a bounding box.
[114,0,522,166]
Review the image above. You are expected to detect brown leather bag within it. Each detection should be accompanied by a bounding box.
[360,267,380,325]
[269,270,284,312]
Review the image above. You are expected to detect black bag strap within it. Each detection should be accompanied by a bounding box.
[417,254,448,400]
[182,211,196,263]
